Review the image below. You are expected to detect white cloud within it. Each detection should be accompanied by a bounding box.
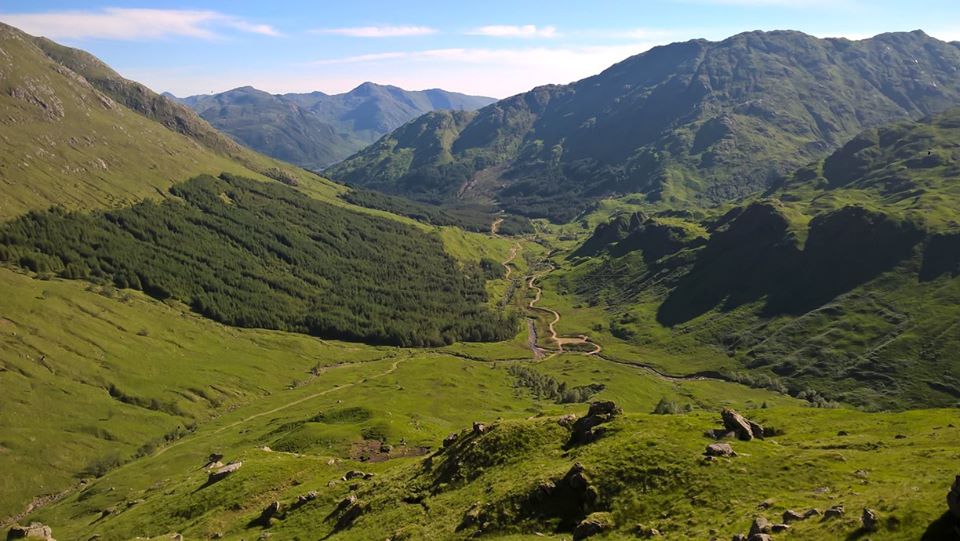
[313,25,437,38]
[295,42,663,97]
[0,8,280,40]
[467,25,558,38]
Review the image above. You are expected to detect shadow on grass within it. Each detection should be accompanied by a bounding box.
[921,511,960,541]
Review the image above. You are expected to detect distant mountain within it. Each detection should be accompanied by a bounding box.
[174,84,496,170]
[328,30,960,222]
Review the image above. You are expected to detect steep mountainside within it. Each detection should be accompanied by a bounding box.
[565,109,960,409]
[0,22,340,221]
[176,83,495,170]
[328,30,960,221]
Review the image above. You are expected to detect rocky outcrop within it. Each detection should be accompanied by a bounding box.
[569,401,622,445]
[7,523,55,540]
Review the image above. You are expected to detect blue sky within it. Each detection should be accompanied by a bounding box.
[2,1,959,98]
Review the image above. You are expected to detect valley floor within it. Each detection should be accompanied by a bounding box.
[2,229,958,540]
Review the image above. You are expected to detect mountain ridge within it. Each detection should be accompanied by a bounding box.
[328,29,960,221]
[173,83,496,170]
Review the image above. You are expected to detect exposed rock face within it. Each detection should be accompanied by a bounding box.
[861,508,879,532]
[7,522,55,540]
[705,442,736,457]
[572,512,613,540]
[207,461,241,483]
[948,475,960,519]
[569,401,622,445]
[722,408,763,441]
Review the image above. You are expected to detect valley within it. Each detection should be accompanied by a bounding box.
[1,11,959,541]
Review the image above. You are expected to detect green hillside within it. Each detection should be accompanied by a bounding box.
[328,30,960,222]
[560,110,960,410]
[0,22,342,221]
[4,21,960,541]
[0,173,516,346]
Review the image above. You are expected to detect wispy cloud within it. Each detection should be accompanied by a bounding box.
[0,8,280,40]
[313,25,437,38]
[467,25,559,38]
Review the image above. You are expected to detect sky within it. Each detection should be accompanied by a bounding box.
[1,1,959,99]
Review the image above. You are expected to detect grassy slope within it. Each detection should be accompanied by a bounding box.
[0,266,393,517]
[22,347,807,540]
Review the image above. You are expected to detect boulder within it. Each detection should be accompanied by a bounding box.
[861,508,879,532]
[782,509,805,523]
[558,413,578,428]
[803,509,822,519]
[472,422,486,436]
[586,401,622,417]
[443,433,458,449]
[7,523,55,540]
[732,535,748,541]
[296,491,318,504]
[705,442,736,457]
[722,408,756,441]
[335,494,358,513]
[342,470,366,481]
[207,461,241,483]
[771,523,790,533]
[572,512,613,540]
[948,475,960,520]
[748,516,771,537]
[255,501,281,526]
[748,535,771,541]
[823,505,844,519]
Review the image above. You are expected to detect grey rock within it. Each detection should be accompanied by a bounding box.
[207,461,241,483]
[705,442,736,457]
[748,516,771,537]
[824,505,845,519]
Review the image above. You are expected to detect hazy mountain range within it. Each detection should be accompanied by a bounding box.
[170,84,495,170]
